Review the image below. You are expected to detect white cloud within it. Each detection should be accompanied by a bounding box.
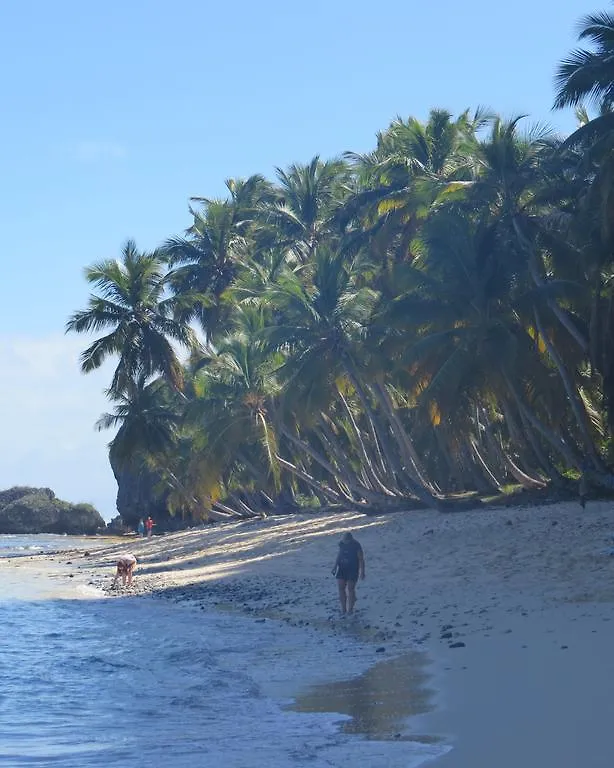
[74,140,127,163]
[0,333,118,520]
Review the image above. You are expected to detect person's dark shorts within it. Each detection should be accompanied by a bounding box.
[336,565,359,583]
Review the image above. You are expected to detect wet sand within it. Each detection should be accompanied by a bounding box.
[291,651,437,741]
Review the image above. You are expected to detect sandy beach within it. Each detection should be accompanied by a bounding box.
[21,500,614,766]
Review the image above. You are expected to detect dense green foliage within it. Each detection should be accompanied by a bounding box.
[69,9,614,519]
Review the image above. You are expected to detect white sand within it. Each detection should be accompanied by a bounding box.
[36,501,614,766]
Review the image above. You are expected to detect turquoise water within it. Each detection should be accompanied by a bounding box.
[0,536,447,767]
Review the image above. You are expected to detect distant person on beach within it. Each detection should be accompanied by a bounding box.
[145,517,155,538]
[137,519,145,537]
[112,554,137,588]
[332,532,365,615]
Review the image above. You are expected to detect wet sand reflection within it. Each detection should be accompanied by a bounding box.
[290,652,438,742]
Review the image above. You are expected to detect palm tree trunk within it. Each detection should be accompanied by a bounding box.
[205,508,235,520]
[503,371,581,470]
[344,381,441,507]
[212,500,249,518]
[336,393,399,496]
[317,416,387,494]
[470,437,504,490]
[501,398,554,478]
[533,310,602,469]
[274,454,344,504]
[229,493,260,518]
[280,425,389,504]
[371,379,441,494]
[256,411,281,490]
[320,413,403,495]
[343,360,443,501]
[482,425,546,489]
[459,441,494,493]
[340,356,390,476]
[513,216,589,351]
[433,428,462,492]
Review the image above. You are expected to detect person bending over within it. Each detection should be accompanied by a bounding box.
[112,554,137,588]
[333,532,365,615]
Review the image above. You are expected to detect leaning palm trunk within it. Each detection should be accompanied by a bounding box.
[482,425,546,489]
[342,382,441,508]
[316,417,394,496]
[503,372,581,470]
[321,412,407,496]
[280,425,391,505]
[533,310,602,470]
[501,398,558,480]
[228,493,261,518]
[432,427,463,492]
[469,437,504,491]
[330,478,362,505]
[336,393,399,496]
[341,356,391,477]
[212,499,250,518]
[333,398,378,491]
[274,454,345,504]
[512,216,589,352]
[339,384,385,490]
[502,449,548,489]
[371,379,442,495]
[458,441,494,493]
[372,416,423,495]
[206,507,236,521]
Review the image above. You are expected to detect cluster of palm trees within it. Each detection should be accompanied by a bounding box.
[68,9,614,521]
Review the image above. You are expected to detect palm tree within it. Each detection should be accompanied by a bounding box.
[163,175,273,340]
[270,156,349,263]
[66,240,198,394]
[97,376,181,467]
[341,110,480,251]
[263,247,441,508]
[186,307,285,499]
[554,11,614,110]
[377,207,581,483]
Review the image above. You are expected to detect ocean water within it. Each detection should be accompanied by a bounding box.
[0,536,448,768]
[0,534,98,558]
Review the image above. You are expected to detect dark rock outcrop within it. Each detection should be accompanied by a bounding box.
[106,514,129,534]
[110,456,176,532]
[0,486,105,535]
[0,486,55,507]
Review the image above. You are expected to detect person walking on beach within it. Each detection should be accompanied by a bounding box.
[145,516,155,538]
[112,554,137,588]
[137,518,145,537]
[332,532,365,615]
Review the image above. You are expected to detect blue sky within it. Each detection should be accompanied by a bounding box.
[0,0,596,519]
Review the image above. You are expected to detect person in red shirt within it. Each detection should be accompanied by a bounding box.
[145,516,155,538]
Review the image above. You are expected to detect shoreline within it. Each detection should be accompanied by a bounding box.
[1,543,449,767]
[12,500,614,765]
